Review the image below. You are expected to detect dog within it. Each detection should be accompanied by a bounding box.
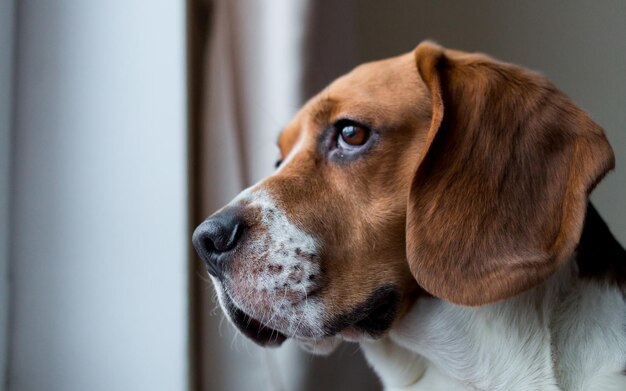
[193,41,626,390]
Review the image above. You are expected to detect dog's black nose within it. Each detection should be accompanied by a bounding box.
[192,209,244,278]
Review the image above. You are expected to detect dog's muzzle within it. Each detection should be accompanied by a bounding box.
[192,207,290,346]
[191,189,399,348]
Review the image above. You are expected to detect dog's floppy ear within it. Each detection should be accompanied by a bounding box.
[407,41,615,306]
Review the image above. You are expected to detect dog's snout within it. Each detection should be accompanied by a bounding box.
[192,209,244,277]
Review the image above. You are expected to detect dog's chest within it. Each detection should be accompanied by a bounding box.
[362,267,626,391]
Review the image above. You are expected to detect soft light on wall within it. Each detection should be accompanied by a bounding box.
[7,1,188,390]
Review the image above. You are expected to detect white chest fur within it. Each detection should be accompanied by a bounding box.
[361,264,626,391]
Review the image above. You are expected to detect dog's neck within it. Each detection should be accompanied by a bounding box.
[361,205,626,391]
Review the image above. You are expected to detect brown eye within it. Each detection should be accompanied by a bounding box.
[339,125,369,147]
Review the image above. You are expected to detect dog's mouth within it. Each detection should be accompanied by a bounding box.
[323,285,399,339]
[222,284,399,347]
[222,293,288,347]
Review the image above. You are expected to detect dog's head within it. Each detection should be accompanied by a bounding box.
[193,42,614,352]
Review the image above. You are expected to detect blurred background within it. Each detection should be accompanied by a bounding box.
[1,1,624,390]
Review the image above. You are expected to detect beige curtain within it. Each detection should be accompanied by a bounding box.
[191,0,379,389]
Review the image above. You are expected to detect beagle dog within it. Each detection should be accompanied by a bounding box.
[193,42,626,390]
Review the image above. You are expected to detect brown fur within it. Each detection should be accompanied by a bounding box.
[267,42,616,316]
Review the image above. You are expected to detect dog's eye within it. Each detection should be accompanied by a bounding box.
[328,120,375,162]
[274,159,283,169]
[338,124,369,147]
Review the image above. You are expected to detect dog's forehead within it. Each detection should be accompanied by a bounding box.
[279,51,426,152]
[329,52,418,97]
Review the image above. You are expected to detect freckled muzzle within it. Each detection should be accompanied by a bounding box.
[193,189,328,345]
[191,203,292,346]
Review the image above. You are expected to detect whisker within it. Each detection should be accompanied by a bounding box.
[196,270,213,284]
[230,329,240,351]
[292,288,308,338]
[218,312,227,337]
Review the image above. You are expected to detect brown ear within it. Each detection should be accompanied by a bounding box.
[407,41,615,306]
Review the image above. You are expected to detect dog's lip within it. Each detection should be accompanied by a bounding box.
[323,285,399,339]
[325,302,386,336]
[223,294,287,347]
[221,285,398,345]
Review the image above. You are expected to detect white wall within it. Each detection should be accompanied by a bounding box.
[8,1,188,390]
[0,0,15,388]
